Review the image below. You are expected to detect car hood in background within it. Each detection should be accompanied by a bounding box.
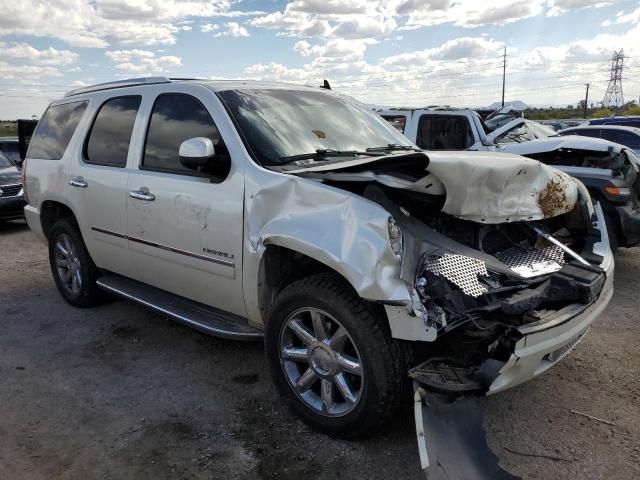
[0,165,21,186]
[499,134,627,156]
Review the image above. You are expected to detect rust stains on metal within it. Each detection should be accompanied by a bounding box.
[538,176,570,218]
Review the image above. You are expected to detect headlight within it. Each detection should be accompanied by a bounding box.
[387,216,403,259]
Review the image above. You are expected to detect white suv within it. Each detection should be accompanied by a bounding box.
[22,77,613,440]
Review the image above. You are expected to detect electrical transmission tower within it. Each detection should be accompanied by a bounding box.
[602,49,624,107]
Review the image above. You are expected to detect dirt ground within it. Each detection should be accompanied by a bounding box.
[1,219,638,480]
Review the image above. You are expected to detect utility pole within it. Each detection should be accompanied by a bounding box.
[501,46,507,107]
[583,83,590,119]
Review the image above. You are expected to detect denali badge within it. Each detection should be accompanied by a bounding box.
[203,247,235,259]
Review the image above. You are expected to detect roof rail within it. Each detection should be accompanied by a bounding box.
[64,77,172,97]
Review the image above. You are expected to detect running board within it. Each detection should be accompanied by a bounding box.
[96,273,263,341]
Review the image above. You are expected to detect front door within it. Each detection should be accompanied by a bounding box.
[126,90,246,317]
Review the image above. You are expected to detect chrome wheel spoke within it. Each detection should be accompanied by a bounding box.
[334,373,356,403]
[59,269,71,283]
[336,353,362,376]
[55,242,69,257]
[295,368,318,393]
[56,258,69,268]
[71,271,80,293]
[328,326,348,351]
[288,318,316,346]
[321,379,334,413]
[310,310,328,341]
[63,236,73,259]
[282,346,309,362]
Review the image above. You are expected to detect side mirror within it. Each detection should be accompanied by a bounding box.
[179,137,230,181]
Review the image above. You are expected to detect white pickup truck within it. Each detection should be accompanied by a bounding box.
[379,107,640,249]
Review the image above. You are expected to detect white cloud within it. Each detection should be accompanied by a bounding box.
[601,6,640,26]
[105,49,182,73]
[201,23,220,32]
[547,0,613,17]
[0,42,78,66]
[213,22,250,37]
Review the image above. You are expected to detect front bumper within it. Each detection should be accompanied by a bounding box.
[615,204,640,247]
[488,250,614,394]
[0,195,26,220]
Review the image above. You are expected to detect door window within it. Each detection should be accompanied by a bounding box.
[85,96,141,167]
[601,130,640,149]
[27,101,88,160]
[142,93,221,174]
[417,115,473,150]
[565,128,601,139]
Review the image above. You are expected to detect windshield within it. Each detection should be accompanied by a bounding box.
[217,89,414,166]
[0,151,13,168]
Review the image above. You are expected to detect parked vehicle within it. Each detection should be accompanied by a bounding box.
[590,115,640,128]
[22,78,613,476]
[378,106,640,249]
[559,125,640,155]
[0,150,25,221]
[0,136,20,164]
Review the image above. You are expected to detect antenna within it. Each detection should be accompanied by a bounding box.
[602,50,624,108]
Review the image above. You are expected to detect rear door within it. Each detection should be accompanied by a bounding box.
[126,86,246,317]
[65,95,142,278]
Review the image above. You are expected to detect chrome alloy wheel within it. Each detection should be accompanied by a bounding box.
[279,307,364,417]
[53,233,83,295]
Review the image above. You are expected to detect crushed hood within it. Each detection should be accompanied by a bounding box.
[290,151,578,224]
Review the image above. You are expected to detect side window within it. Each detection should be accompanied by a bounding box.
[27,101,88,160]
[571,129,601,138]
[602,130,640,148]
[85,96,141,167]
[381,115,407,133]
[143,93,221,173]
[417,115,472,150]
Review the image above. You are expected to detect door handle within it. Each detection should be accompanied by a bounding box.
[129,190,155,201]
[69,177,88,188]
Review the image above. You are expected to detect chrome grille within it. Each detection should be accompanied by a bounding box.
[422,253,488,297]
[496,245,565,278]
[0,184,22,197]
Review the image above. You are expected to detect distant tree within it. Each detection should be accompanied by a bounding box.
[591,108,613,118]
[625,105,640,115]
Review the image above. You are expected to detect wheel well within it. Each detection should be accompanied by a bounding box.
[258,245,353,323]
[41,201,76,240]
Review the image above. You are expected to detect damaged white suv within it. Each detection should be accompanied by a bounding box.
[23,78,613,440]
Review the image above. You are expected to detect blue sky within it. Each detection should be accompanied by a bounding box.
[1,0,639,118]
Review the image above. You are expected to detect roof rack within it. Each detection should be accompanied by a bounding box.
[64,77,172,97]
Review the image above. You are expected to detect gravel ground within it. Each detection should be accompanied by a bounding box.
[1,219,638,480]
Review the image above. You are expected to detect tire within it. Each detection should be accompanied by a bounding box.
[48,217,105,308]
[265,273,407,439]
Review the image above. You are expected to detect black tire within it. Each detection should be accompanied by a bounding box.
[48,217,105,308]
[265,273,407,439]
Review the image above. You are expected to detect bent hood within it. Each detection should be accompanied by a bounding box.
[499,134,626,156]
[290,151,578,224]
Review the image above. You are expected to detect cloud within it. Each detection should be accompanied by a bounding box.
[201,23,220,32]
[547,0,613,17]
[213,22,250,37]
[105,49,182,73]
[601,6,640,27]
[0,42,78,66]
[0,0,258,48]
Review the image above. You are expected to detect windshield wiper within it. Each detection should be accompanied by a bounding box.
[366,144,419,152]
[279,148,384,164]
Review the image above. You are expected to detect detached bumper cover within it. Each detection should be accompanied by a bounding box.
[616,204,640,247]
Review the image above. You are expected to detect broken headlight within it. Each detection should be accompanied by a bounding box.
[388,216,403,260]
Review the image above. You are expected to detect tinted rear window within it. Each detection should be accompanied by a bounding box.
[85,96,141,167]
[417,115,473,150]
[28,101,88,160]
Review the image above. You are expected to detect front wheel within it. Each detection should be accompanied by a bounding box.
[265,273,406,439]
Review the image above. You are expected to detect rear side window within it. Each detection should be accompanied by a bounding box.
[601,130,640,149]
[381,115,407,133]
[143,93,221,174]
[417,115,473,150]
[27,101,88,160]
[565,129,601,138]
[85,96,141,167]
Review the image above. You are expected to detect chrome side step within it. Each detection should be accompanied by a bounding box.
[96,273,263,341]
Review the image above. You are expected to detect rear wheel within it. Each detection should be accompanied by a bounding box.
[265,273,406,439]
[48,218,105,307]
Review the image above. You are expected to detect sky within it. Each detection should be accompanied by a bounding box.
[0,0,639,119]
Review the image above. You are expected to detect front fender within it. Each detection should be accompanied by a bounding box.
[241,169,411,326]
